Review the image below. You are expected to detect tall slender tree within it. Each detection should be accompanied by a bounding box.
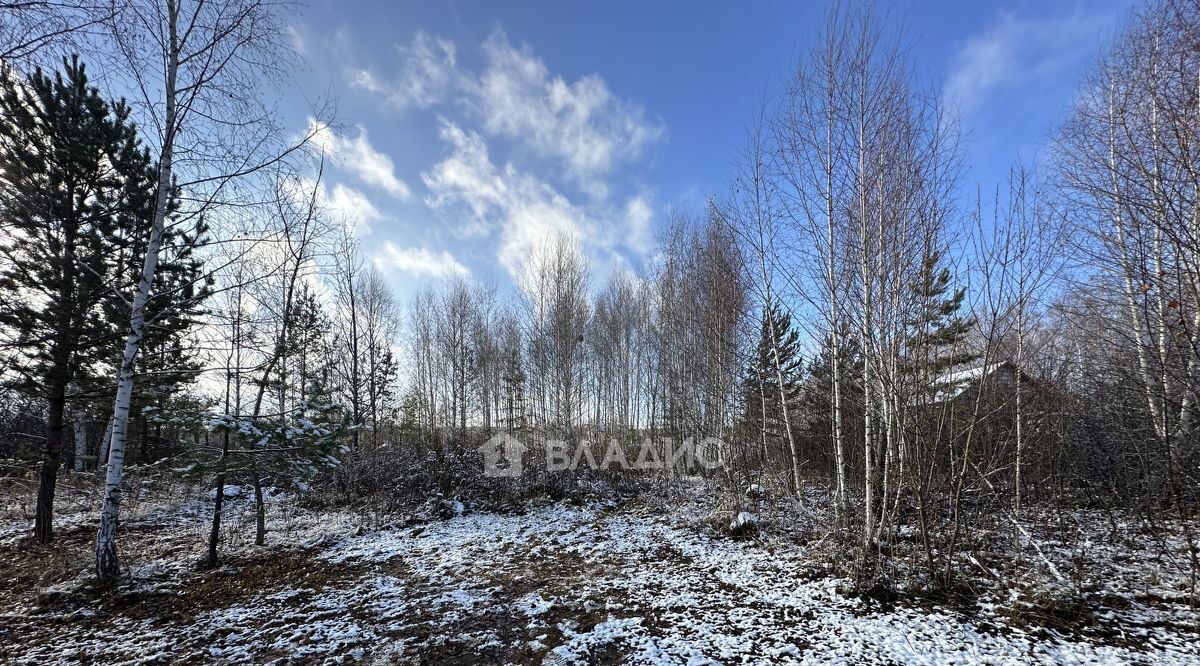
[742,301,805,476]
[0,57,155,543]
[96,0,322,582]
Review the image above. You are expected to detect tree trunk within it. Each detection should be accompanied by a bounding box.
[72,410,88,473]
[347,261,361,450]
[206,472,225,567]
[824,100,848,524]
[1014,305,1025,552]
[757,372,769,470]
[36,211,78,542]
[96,322,154,581]
[253,475,266,546]
[766,306,802,494]
[35,382,67,543]
[206,386,232,568]
[98,418,113,470]
[95,0,177,584]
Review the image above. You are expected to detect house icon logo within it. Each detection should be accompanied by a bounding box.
[478,432,527,478]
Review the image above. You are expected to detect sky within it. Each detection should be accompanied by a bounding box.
[279,0,1138,300]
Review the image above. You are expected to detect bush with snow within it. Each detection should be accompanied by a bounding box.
[728,511,759,537]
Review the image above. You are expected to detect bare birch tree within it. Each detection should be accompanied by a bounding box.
[95,0,320,582]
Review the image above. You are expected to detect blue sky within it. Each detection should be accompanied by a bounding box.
[280,0,1136,298]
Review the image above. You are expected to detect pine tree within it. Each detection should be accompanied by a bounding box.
[903,249,977,402]
[117,212,211,465]
[799,330,865,478]
[279,285,333,414]
[500,347,527,432]
[0,57,155,543]
[366,346,399,443]
[198,372,347,561]
[742,301,804,465]
[397,389,422,437]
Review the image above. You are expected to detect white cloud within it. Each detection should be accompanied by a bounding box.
[309,120,410,200]
[944,9,1114,117]
[422,120,509,222]
[350,69,384,95]
[422,119,593,278]
[347,30,663,282]
[375,242,471,279]
[325,182,382,235]
[498,199,585,278]
[352,30,663,199]
[284,177,381,236]
[474,30,663,196]
[625,195,654,256]
[287,25,308,58]
[351,30,458,110]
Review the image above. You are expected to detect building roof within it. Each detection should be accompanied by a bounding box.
[929,361,1017,403]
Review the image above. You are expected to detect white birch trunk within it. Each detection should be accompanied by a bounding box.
[95,0,177,583]
[827,161,848,522]
[1107,79,1166,442]
[1014,299,1025,551]
[98,418,113,469]
[72,411,87,473]
[765,296,802,493]
[858,107,876,549]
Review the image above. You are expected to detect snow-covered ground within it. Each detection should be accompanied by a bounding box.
[0,485,1197,664]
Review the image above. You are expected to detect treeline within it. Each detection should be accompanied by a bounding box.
[0,0,1197,592]
[402,222,744,443]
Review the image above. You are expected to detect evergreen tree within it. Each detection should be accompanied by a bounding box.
[114,213,211,465]
[365,345,399,443]
[196,371,348,563]
[149,372,347,567]
[128,330,207,464]
[903,249,977,402]
[799,330,865,478]
[0,57,155,542]
[500,347,527,432]
[742,301,804,463]
[397,389,422,437]
[278,285,334,414]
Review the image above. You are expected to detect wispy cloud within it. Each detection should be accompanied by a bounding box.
[286,25,308,58]
[422,119,587,278]
[344,28,662,283]
[421,118,656,282]
[374,242,471,279]
[351,30,458,110]
[324,182,382,235]
[472,30,664,198]
[286,176,383,236]
[309,119,410,200]
[624,195,654,256]
[353,29,663,199]
[944,8,1115,117]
